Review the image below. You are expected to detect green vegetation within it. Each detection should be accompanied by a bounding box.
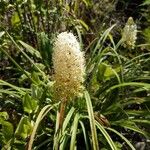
[0,0,150,149]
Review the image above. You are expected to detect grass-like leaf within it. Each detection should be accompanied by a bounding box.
[79,120,90,150]
[28,104,58,150]
[113,120,150,138]
[106,82,150,93]
[84,91,99,150]
[70,113,80,150]
[19,40,42,59]
[106,127,136,150]
[95,121,118,150]
[62,107,75,132]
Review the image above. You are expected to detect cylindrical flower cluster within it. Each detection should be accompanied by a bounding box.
[122,17,137,49]
[52,32,85,100]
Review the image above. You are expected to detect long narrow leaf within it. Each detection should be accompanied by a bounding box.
[95,121,117,150]
[85,91,99,150]
[79,121,89,150]
[0,48,35,83]
[70,113,80,150]
[6,31,45,77]
[106,127,136,150]
[28,103,58,150]
[62,107,75,132]
[106,82,150,93]
[19,40,42,59]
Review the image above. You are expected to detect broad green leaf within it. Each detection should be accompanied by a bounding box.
[0,112,9,120]
[31,84,44,99]
[15,116,32,139]
[23,94,38,114]
[11,12,20,26]
[0,113,14,143]
[97,62,121,82]
[38,32,53,67]
[1,120,14,142]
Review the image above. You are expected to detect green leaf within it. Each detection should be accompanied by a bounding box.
[141,0,150,5]
[11,12,20,26]
[19,41,42,59]
[0,112,9,120]
[95,121,118,150]
[126,110,149,116]
[31,84,43,99]
[82,0,92,6]
[79,121,89,150]
[1,120,14,142]
[106,127,136,150]
[97,63,106,82]
[114,120,150,138]
[106,82,150,93]
[15,116,32,139]
[84,91,99,150]
[0,89,21,98]
[0,31,5,38]
[62,107,75,132]
[0,80,26,95]
[70,113,80,150]
[38,32,53,67]
[77,19,89,31]
[23,94,38,114]
[122,98,146,106]
[28,104,56,150]
[132,119,150,125]
[5,32,45,78]
[31,72,41,84]
[91,24,116,58]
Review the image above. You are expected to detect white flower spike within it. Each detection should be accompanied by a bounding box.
[122,17,137,49]
[53,32,85,100]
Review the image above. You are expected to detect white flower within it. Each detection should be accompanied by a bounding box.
[52,32,85,100]
[122,17,137,49]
